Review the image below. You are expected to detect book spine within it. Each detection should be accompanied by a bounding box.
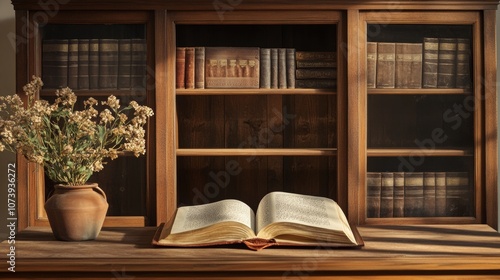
[195,47,205,89]
[456,38,471,90]
[423,172,436,217]
[435,172,447,216]
[270,48,278,88]
[117,39,132,90]
[393,172,405,217]
[260,48,271,89]
[77,39,90,90]
[185,47,195,89]
[296,60,337,69]
[286,48,296,89]
[422,37,439,88]
[295,68,337,79]
[376,42,396,88]
[296,51,336,61]
[445,172,471,217]
[89,39,100,89]
[176,47,186,89]
[366,42,377,89]
[278,48,287,89]
[437,38,457,88]
[366,172,382,218]
[42,39,69,89]
[98,38,119,89]
[295,79,336,89]
[404,172,424,217]
[67,39,79,89]
[395,43,422,89]
[380,172,394,218]
[131,38,147,89]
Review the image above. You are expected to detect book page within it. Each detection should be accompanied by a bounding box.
[170,199,255,234]
[255,192,345,233]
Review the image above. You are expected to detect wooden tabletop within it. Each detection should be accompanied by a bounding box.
[2,224,500,279]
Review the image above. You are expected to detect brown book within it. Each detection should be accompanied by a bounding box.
[259,48,271,89]
[42,39,68,89]
[205,47,260,89]
[278,48,287,89]
[117,39,132,90]
[67,38,79,89]
[395,43,422,88]
[130,38,147,89]
[380,172,394,218]
[366,172,381,218]
[270,48,278,88]
[296,51,336,61]
[295,68,337,79]
[77,39,90,90]
[296,60,337,69]
[185,47,195,89]
[435,172,447,216]
[295,79,336,89]
[366,42,377,89]
[376,42,396,88]
[153,192,363,250]
[445,172,472,217]
[423,172,436,217]
[286,48,296,89]
[195,47,205,89]
[393,172,405,217]
[98,38,119,89]
[176,47,186,89]
[88,38,100,89]
[404,172,424,217]
[422,37,439,88]
[456,38,471,90]
[437,38,457,88]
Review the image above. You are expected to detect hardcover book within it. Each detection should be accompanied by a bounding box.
[42,39,69,89]
[455,38,471,90]
[77,39,90,90]
[437,38,458,88]
[270,48,278,88]
[89,38,100,89]
[423,172,436,217]
[395,43,422,88]
[380,172,394,218]
[117,39,132,90]
[295,79,336,89]
[278,48,287,89]
[435,171,447,216]
[195,47,206,89]
[260,48,271,88]
[176,47,186,89]
[366,172,382,218]
[67,38,79,89]
[445,172,472,216]
[422,37,439,88]
[366,42,377,89]
[286,48,296,89]
[393,172,405,217]
[376,42,396,88]
[98,38,119,89]
[295,68,337,79]
[295,51,336,61]
[185,47,196,89]
[205,47,260,89]
[153,192,363,250]
[130,38,147,89]
[404,172,424,217]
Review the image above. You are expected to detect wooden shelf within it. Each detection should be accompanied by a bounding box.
[367,148,473,157]
[176,148,337,156]
[368,88,472,95]
[176,88,336,95]
[2,225,500,278]
[40,89,147,97]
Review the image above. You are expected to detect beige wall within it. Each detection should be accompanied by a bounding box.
[0,5,499,239]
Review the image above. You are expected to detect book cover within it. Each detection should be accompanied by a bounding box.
[423,172,436,217]
[205,47,260,89]
[117,39,132,90]
[366,42,377,89]
[435,172,447,216]
[296,60,337,69]
[131,38,147,89]
[185,47,195,89]
[437,38,457,88]
[295,68,337,79]
[395,43,422,88]
[393,172,405,217]
[422,37,439,88]
[446,172,472,217]
[286,48,296,89]
[278,48,287,89]
[42,39,69,89]
[404,172,424,217]
[376,42,396,88]
[195,47,205,89]
[259,48,271,89]
[295,79,336,89]
[77,39,90,90]
[380,172,394,218]
[296,51,336,61]
[176,47,186,89]
[366,172,382,218]
[270,48,278,88]
[67,38,79,89]
[456,38,471,90]
[98,38,119,89]
[89,38,100,89]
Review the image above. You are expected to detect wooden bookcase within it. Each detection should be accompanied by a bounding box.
[6,0,500,278]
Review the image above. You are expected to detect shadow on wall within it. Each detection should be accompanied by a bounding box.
[0,3,17,241]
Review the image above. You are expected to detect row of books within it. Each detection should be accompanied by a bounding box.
[367,172,472,218]
[42,38,147,90]
[175,47,337,89]
[367,38,471,89]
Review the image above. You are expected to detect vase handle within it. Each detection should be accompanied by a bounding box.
[92,185,107,201]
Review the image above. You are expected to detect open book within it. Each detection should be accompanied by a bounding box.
[153,191,364,250]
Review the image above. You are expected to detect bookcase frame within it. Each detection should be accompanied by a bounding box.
[11,0,498,232]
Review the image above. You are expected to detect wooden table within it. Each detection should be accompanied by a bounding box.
[2,224,500,279]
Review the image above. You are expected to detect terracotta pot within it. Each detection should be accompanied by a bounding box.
[44,183,108,241]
